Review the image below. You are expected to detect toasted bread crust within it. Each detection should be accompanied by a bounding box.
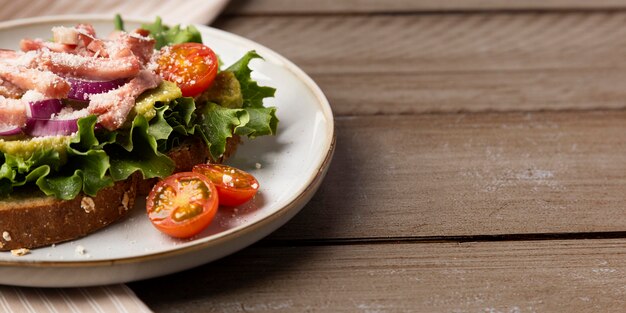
[0,135,240,251]
[0,175,138,251]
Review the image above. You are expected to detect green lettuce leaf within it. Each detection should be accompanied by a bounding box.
[142,17,202,49]
[148,105,174,142]
[191,51,278,160]
[150,97,199,152]
[0,145,81,200]
[34,116,114,200]
[114,14,125,31]
[226,51,276,108]
[37,171,82,200]
[0,146,65,198]
[107,115,175,181]
[235,107,278,138]
[196,103,248,159]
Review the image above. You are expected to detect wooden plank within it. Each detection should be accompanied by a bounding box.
[225,0,626,14]
[130,238,626,312]
[216,12,626,113]
[267,111,626,240]
[214,13,626,75]
[314,69,626,115]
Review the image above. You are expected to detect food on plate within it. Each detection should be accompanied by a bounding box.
[0,16,277,251]
[193,164,259,207]
[146,172,218,238]
[156,42,219,97]
[146,164,260,238]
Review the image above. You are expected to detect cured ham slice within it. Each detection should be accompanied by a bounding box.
[0,64,70,99]
[36,50,141,80]
[0,96,26,126]
[89,70,161,130]
[20,38,76,53]
[20,24,154,65]
[106,32,155,63]
[0,23,164,131]
[0,79,24,99]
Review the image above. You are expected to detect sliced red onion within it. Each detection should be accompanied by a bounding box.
[24,118,78,137]
[28,99,64,119]
[0,124,23,136]
[67,77,126,101]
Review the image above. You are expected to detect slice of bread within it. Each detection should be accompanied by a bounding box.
[0,135,240,251]
[0,175,138,251]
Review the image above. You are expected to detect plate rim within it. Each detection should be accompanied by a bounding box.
[0,14,335,267]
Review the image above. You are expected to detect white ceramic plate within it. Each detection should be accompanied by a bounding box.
[0,0,230,25]
[0,15,335,287]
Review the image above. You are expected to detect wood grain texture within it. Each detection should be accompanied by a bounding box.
[315,69,626,115]
[214,12,626,114]
[225,0,626,14]
[130,239,626,312]
[132,6,626,313]
[215,12,626,75]
[268,111,626,240]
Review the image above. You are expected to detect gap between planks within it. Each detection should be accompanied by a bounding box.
[260,231,626,247]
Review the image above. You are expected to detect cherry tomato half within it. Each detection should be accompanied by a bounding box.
[193,164,259,207]
[146,172,219,238]
[156,42,218,97]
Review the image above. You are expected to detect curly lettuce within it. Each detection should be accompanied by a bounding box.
[195,51,278,159]
[0,18,277,200]
[141,17,202,49]
[152,51,278,160]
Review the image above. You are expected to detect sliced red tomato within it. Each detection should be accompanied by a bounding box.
[156,42,218,97]
[146,172,219,238]
[193,164,259,207]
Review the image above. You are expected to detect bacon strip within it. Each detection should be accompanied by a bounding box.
[21,24,154,65]
[89,70,161,130]
[36,50,141,80]
[0,78,24,99]
[0,96,26,126]
[20,38,76,53]
[0,23,162,130]
[0,64,70,99]
[0,49,20,59]
[105,32,155,63]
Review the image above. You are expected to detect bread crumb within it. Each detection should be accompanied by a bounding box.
[122,191,130,210]
[75,245,86,255]
[11,248,29,256]
[81,196,96,213]
[0,242,4,249]
[2,231,11,242]
[255,162,262,169]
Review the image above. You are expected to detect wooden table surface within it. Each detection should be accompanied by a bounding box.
[129,1,626,311]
